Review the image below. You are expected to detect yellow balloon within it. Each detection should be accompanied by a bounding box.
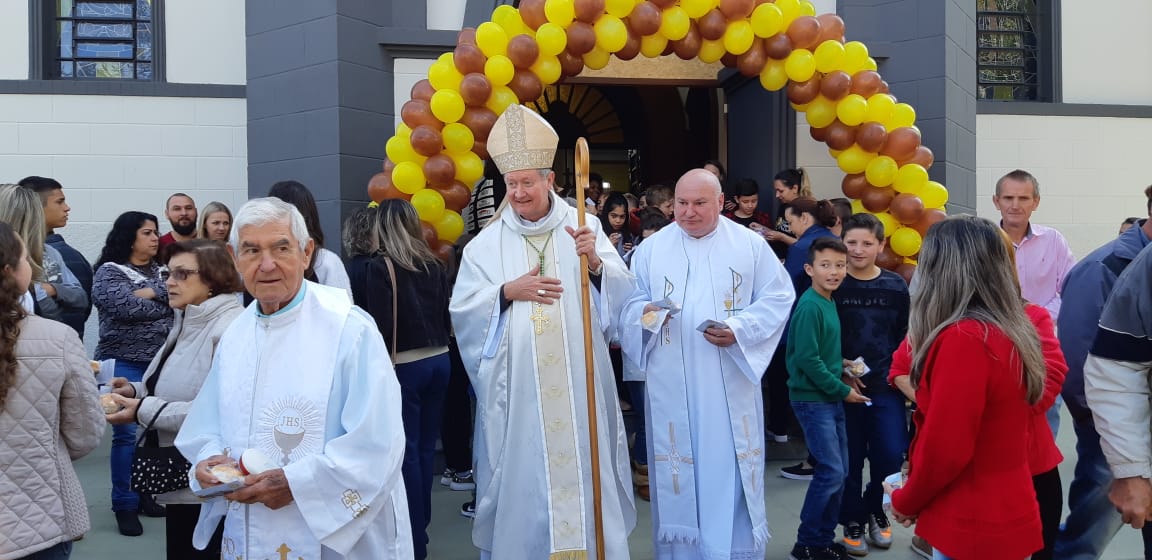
[495,8,529,37]
[530,54,563,84]
[640,34,668,58]
[395,123,412,138]
[452,150,485,184]
[492,5,518,28]
[393,161,426,194]
[920,180,949,209]
[438,52,454,65]
[874,211,899,237]
[699,38,726,63]
[893,164,929,194]
[750,3,784,38]
[595,15,629,53]
[837,145,875,174]
[864,155,899,187]
[843,41,870,74]
[430,89,466,123]
[813,40,845,74]
[805,95,838,129]
[583,46,611,70]
[864,93,896,124]
[887,103,916,129]
[428,60,463,91]
[476,22,509,58]
[850,198,865,214]
[386,135,421,164]
[864,57,878,71]
[411,188,446,222]
[791,101,809,112]
[660,6,690,41]
[835,94,867,126]
[485,85,518,113]
[605,0,635,18]
[441,123,475,153]
[723,20,755,55]
[784,49,816,82]
[799,0,816,16]
[829,148,842,158]
[903,257,917,265]
[434,210,465,242]
[536,23,568,56]
[759,58,789,91]
[485,55,516,86]
[682,0,712,19]
[890,227,922,257]
[775,0,802,25]
[544,0,575,27]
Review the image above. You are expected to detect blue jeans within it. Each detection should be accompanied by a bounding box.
[932,550,952,560]
[17,542,72,560]
[1046,395,1062,437]
[793,400,849,547]
[1054,413,1129,559]
[840,389,908,525]
[627,381,647,465]
[395,352,451,560]
[111,359,148,512]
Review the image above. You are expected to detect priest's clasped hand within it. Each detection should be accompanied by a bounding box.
[565,225,602,273]
[702,326,735,347]
[226,468,295,510]
[504,265,564,304]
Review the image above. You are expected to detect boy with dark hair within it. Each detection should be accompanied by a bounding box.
[834,213,910,556]
[18,175,93,337]
[788,236,870,560]
[723,178,773,230]
[829,198,853,236]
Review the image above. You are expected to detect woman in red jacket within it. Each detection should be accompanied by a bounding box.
[888,216,1048,560]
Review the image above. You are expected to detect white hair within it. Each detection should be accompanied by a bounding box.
[230,197,311,250]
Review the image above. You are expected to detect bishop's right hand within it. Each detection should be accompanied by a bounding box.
[503,265,564,305]
[194,454,234,487]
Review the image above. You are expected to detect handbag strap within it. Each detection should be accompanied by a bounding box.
[383,257,398,362]
[136,400,172,447]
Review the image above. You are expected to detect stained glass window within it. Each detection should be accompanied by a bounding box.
[977,0,1042,101]
[54,0,155,80]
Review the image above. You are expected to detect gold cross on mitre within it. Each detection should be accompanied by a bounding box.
[653,423,694,494]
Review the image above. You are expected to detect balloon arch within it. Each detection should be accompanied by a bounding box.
[367,0,949,273]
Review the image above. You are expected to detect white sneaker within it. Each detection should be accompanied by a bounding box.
[766,430,789,443]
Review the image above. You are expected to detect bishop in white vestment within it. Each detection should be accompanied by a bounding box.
[621,170,794,560]
[176,198,412,560]
[450,104,636,559]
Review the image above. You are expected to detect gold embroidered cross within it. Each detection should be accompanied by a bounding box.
[275,543,304,560]
[530,303,550,335]
[736,415,763,492]
[341,489,369,518]
[653,423,693,494]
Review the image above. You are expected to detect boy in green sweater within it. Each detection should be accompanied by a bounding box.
[786,236,870,560]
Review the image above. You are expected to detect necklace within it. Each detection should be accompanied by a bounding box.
[523,232,553,275]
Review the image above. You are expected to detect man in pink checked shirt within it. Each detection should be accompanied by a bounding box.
[994,168,1076,437]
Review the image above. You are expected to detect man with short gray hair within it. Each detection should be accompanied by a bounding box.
[176,198,413,559]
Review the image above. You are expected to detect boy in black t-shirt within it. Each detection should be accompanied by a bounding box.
[834,214,910,556]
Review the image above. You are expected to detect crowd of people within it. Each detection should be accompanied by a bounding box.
[1,109,1151,560]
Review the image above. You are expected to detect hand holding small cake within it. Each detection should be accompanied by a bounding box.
[103,393,139,425]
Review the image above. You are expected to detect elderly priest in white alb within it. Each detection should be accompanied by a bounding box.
[176,198,412,559]
[451,104,637,560]
[622,169,795,560]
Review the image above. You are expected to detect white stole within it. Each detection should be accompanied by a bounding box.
[216,283,350,560]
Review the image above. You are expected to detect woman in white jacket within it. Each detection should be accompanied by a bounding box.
[105,240,244,559]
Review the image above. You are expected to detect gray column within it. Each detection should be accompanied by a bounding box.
[838,0,977,214]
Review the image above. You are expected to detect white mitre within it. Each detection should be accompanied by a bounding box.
[487,104,559,175]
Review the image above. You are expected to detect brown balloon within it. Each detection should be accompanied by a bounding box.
[737,38,767,76]
[879,127,921,162]
[719,0,755,20]
[519,0,548,30]
[765,33,794,60]
[435,181,473,213]
[861,186,895,213]
[616,28,642,60]
[383,158,396,173]
[698,9,727,41]
[367,172,409,203]
[855,122,888,153]
[434,243,455,263]
[895,263,916,284]
[890,193,925,224]
[509,69,544,102]
[460,107,499,141]
[410,79,435,102]
[454,44,487,75]
[826,120,858,151]
[786,16,821,51]
[558,50,586,76]
[876,245,901,270]
[650,0,677,8]
[849,70,883,97]
[421,221,440,250]
[628,2,663,36]
[819,70,851,100]
[841,173,870,199]
[878,80,890,94]
[912,208,946,236]
[459,73,493,107]
[672,22,702,60]
[787,76,822,105]
[566,21,597,56]
[508,34,540,69]
[472,140,490,160]
[457,28,477,47]
[423,154,457,188]
[815,14,845,44]
[401,99,442,130]
[663,41,677,57]
[900,145,934,169]
[809,125,829,142]
[410,125,444,158]
[721,53,738,67]
[575,0,606,23]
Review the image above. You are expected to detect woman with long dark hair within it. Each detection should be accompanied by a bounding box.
[765,168,813,258]
[268,180,352,298]
[600,192,636,257]
[0,222,103,559]
[343,201,451,560]
[92,210,173,536]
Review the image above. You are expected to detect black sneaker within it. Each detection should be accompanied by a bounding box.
[115,511,143,536]
[450,470,476,491]
[827,542,849,559]
[780,462,815,480]
[789,544,822,560]
[460,500,476,519]
[137,494,166,518]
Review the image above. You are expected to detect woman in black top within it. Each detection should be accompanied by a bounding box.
[765,168,813,259]
[343,201,451,560]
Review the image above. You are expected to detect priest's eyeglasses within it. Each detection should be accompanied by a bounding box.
[164,268,201,282]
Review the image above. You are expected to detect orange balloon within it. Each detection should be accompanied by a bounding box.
[401,100,442,130]
[628,1,663,36]
[433,181,473,213]
[861,186,895,213]
[410,125,444,157]
[787,77,822,105]
[454,44,487,75]
[508,34,541,69]
[880,127,921,162]
[890,193,925,224]
[764,33,793,60]
[423,154,457,188]
[420,220,440,250]
[820,70,851,101]
[367,172,411,202]
[826,120,858,151]
[672,22,702,60]
[459,73,493,107]
[855,122,888,153]
[912,208,946,236]
[841,172,869,198]
[566,21,597,55]
[460,107,499,141]
[786,16,821,50]
[900,145,934,168]
[719,0,755,20]
[698,9,727,41]
[737,39,767,76]
[575,0,606,23]
[815,14,845,43]
[509,69,544,102]
[849,70,883,97]
[411,79,435,102]
[457,28,477,47]
[520,0,548,29]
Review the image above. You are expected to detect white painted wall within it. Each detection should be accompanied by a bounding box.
[794,123,845,200]
[977,114,1151,258]
[393,58,435,131]
[165,0,246,85]
[428,0,468,31]
[1061,0,1152,105]
[0,0,29,80]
